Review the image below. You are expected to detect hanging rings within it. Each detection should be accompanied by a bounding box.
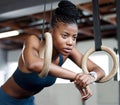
[38,0,53,77]
[39,32,53,77]
[38,34,118,81]
[82,45,118,83]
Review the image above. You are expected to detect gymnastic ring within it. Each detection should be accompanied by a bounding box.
[82,45,118,83]
[39,32,53,78]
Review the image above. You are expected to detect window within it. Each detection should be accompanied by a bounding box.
[0,70,5,86]
[7,62,18,79]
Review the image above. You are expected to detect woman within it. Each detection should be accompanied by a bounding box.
[0,0,105,105]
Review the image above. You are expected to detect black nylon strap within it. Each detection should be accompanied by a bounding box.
[42,0,46,39]
[116,0,120,65]
[116,0,120,104]
[92,0,102,51]
[50,0,53,28]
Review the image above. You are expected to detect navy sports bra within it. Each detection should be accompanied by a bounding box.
[12,54,63,92]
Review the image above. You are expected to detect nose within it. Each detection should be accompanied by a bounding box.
[67,37,73,46]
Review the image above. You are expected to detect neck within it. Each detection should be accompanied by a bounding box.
[52,49,60,60]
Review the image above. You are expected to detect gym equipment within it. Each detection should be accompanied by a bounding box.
[81,0,118,83]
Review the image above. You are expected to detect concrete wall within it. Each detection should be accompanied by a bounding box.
[34,81,118,105]
[7,38,119,105]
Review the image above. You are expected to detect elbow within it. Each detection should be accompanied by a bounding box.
[25,61,43,73]
[26,62,36,70]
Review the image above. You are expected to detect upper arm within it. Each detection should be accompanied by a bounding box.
[69,47,83,68]
[22,35,41,68]
[69,47,99,72]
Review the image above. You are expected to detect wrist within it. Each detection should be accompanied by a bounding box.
[89,71,97,81]
[70,73,79,82]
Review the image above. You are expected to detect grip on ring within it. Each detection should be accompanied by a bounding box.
[39,32,53,77]
[82,45,118,83]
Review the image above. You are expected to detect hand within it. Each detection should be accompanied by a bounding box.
[75,73,95,88]
[74,73,95,101]
[74,82,92,101]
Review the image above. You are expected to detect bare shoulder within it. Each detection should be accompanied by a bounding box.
[25,35,39,43]
[24,35,40,48]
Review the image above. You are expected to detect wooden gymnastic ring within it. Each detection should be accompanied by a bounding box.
[82,45,118,83]
[39,32,53,77]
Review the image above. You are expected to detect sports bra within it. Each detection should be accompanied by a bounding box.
[12,54,63,93]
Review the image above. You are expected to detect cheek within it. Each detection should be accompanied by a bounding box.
[53,38,62,46]
[53,37,64,48]
[73,41,76,46]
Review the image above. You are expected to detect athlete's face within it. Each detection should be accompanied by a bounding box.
[51,22,78,56]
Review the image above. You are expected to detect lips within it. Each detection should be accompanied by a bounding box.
[63,48,72,53]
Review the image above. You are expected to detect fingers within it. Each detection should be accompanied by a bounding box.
[75,73,83,86]
[75,85,92,101]
[74,73,93,101]
[75,73,95,88]
[81,86,92,101]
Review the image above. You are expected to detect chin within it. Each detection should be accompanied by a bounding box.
[61,51,70,56]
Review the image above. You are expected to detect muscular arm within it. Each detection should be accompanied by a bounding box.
[22,35,44,72]
[21,35,76,81]
[69,47,105,81]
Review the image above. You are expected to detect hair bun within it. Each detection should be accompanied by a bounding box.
[58,0,76,8]
[55,0,80,19]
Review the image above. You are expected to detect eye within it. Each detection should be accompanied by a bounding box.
[72,35,77,41]
[61,34,68,39]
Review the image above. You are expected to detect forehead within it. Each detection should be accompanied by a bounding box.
[54,22,78,34]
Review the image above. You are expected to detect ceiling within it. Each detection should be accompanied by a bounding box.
[0,0,117,50]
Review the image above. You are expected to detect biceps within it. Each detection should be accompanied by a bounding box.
[22,46,39,67]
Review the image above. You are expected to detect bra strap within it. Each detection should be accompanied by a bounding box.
[58,54,63,66]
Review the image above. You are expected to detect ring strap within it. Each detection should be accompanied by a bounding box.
[116,0,120,104]
[92,0,102,51]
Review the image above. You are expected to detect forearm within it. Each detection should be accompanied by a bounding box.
[90,66,105,82]
[49,63,77,81]
[24,57,76,81]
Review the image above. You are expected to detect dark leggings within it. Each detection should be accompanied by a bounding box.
[0,87,35,105]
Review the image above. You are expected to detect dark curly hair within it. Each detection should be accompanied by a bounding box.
[51,0,80,28]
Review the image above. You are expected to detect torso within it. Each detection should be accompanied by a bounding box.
[1,39,66,99]
[1,77,35,99]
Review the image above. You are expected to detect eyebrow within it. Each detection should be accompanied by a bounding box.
[62,31,78,36]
